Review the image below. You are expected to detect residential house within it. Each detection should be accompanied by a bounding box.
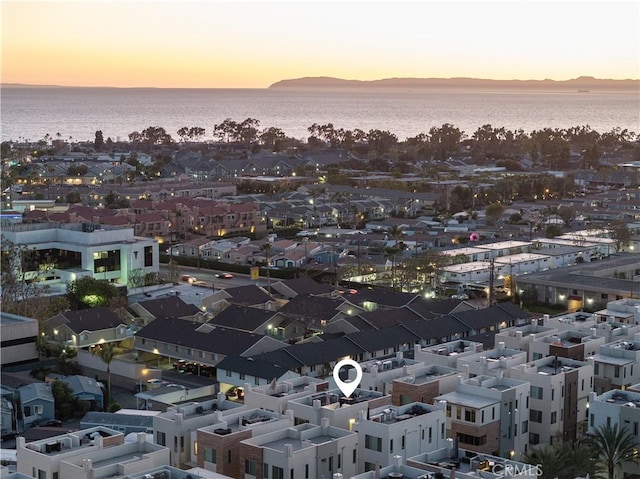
[243,377,329,415]
[203,285,278,315]
[591,338,640,394]
[43,307,127,349]
[19,383,55,426]
[129,295,205,325]
[46,375,104,411]
[216,356,300,397]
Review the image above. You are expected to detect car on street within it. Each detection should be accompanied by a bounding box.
[30,418,62,427]
[180,275,197,284]
[215,273,233,279]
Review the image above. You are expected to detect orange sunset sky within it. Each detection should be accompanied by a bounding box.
[2,0,639,89]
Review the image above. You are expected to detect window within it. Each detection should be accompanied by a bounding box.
[365,462,377,472]
[353,449,357,464]
[38,470,46,479]
[530,385,543,400]
[401,435,405,449]
[522,420,528,433]
[239,373,245,380]
[532,352,543,360]
[272,466,284,479]
[456,406,461,420]
[529,433,540,445]
[390,439,394,453]
[465,409,476,422]
[144,246,153,267]
[305,464,309,478]
[530,409,543,423]
[551,411,557,424]
[157,431,166,446]
[245,460,257,476]
[481,410,485,423]
[204,447,216,464]
[457,433,486,446]
[446,404,451,417]
[615,366,620,378]
[226,370,232,377]
[429,427,432,442]
[255,376,260,385]
[590,414,594,427]
[228,450,232,463]
[365,434,382,452]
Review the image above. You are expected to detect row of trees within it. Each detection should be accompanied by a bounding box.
[524,423,638,479]
[110,121,639,164]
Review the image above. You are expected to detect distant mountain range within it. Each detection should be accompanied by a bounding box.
[269,76,640,90]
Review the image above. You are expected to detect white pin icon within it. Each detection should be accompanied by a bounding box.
[333,358,363,398]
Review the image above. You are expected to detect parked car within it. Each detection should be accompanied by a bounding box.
[31,418,62,427]
[215,273,233,279]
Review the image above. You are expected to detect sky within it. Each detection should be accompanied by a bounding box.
[2,0,639,88]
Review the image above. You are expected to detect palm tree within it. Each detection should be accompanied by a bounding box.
[386,225,405,289]
[524,444,566,479]
[591,423,638,479]
[93,343,116,409]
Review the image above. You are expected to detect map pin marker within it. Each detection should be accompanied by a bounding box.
[333,358,363,398]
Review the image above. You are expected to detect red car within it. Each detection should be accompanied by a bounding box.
[215,273,233,279]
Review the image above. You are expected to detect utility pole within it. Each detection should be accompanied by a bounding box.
[488,257,495,307]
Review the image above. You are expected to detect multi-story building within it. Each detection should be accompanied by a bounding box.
[413,340,484,369]
[287,388,390,431]
[195,408,294,478]
[0,313,39,367]
[392,364,461,407]
[1,222,159,287]
[509,356,593,447]
[587,389,640,477]
[347,353,424,395]
[455,343,528,378]
[152,394,243,468]
[239,419,358,479]
[493,319,557,360]
[243,377,329,415]
[591,338,640,393]
[16,427,168,479]
[354,402,447,473]
[527,329,605,361]
[436,376,530,460]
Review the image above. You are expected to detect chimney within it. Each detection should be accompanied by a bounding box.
[532,318,538,327]
[16,437,25,450]
[402,365,408,376]
[321,417,330,434]
[374,463,381,479]
[515,331,523,340]
[333,474,344,479]
[83,459,92,479]
[542,314,550,324]
[217,391,226,408]
[95,435,104,449]
[175,413,183,427]
[285,443,293,457]
[286,409,294,422]
[498,341,505,352]
[313,399,321,410]
[438,400,447,411]
[358,410,366,421]
[396,351,403,360]
[137,432,146,447]
[591,327,597,338]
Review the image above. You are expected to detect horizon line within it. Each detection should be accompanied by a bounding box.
[3,75,640,90]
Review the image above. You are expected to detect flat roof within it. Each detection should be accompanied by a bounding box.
[436,391,499,409]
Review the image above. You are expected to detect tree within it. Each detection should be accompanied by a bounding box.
[51,379,75,420]
[92,343,116,409]
[94,130,104,151]
[66,191,82,204]
[485,203,505,224]
[545,224,563,238]
[591,423,638,479]
[609,220,631,252]
[67,277,120,307]
[524,445,566,479]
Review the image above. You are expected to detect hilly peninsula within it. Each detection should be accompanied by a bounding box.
[269,76,640,91]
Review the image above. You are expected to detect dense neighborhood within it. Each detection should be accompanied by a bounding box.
[2,124,640,479]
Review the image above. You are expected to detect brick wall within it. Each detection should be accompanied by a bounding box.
[197,429,252,478]
[392,380,439,406]
[449,420,500,456]
[239,442,264,479]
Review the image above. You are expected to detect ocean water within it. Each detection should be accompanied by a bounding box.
[1,86,639,143]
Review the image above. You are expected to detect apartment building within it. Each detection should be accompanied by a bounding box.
[587,389,640,477]
[243,377,329,414]
[509,356,593,447]
[16,427,168,479]
[527,329,605,361]
[287,388,390,431]
[591,338,640,393]
[195,408,294,478]
[152,394,243,468]
[0,313,39,368]
[413,340,484,369]
[407,443,540,479]
[455,343,527,378]
[347,353,424,395]
[239,419,358,479]
[1,222,159,287]
[436,376,530,460]
[392,364,461,407]
[493,319,558,360]
[595,298,640,326]
[354,402,447,473]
